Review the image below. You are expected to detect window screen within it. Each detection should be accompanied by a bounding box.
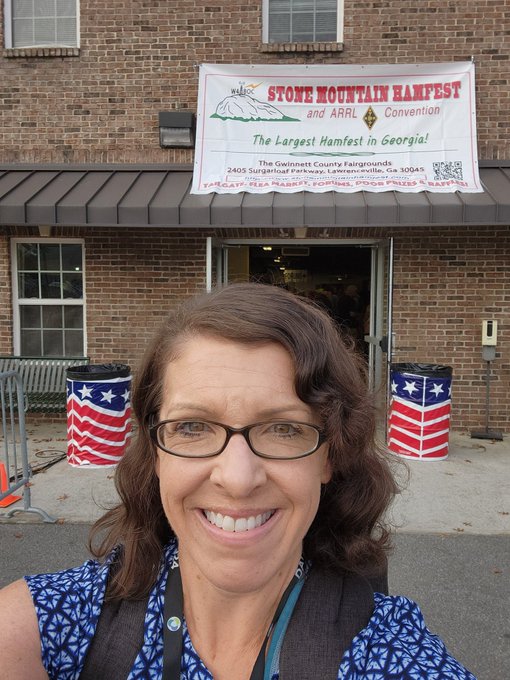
[268,0,337,43]
[11,0,78,48]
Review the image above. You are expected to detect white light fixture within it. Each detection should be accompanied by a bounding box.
[159,112,196,148]
[38,225,52,237]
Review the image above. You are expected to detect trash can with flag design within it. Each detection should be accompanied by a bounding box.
[66,363,132,467]
[388,363,452,460]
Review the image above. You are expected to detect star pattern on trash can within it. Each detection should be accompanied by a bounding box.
[402,380,419,395]
[78,384,93,399]
[100,389,114,403]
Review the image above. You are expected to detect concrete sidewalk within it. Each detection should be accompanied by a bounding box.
[0,420,509,532]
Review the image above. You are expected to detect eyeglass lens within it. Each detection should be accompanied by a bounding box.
[156,420,320,458]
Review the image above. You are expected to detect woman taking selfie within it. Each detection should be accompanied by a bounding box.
[0,283,475,679]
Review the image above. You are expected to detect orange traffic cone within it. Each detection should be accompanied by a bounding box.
[0,462,21,508]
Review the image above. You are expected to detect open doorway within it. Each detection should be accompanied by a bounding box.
[208,240,391,397]
[247,244,371,351]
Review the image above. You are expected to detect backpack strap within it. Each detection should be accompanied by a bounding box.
[79,586,149,680]
[279,566,383,680]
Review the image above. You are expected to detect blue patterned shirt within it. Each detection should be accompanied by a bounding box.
[25,539,476,679]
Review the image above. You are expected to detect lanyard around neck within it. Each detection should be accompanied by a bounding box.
[162,564,299,680]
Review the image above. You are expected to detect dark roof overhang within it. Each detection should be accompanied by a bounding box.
[0,161,508,228]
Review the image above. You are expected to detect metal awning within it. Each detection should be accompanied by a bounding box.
[0,162,509,228]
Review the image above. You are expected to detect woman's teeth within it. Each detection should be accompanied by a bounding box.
[204,510,274,532]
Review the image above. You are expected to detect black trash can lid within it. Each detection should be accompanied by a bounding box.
[66,363,131,381]
[390,363,452,378]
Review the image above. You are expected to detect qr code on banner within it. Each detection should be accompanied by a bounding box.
[433,161,463,181]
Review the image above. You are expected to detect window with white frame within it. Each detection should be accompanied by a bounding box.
[13,240,85,357]
[5,0,79,49]
[263,0,343,43]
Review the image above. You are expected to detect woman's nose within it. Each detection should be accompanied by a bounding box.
[209,432,267,497]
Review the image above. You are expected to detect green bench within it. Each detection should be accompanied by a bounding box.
[0,356,89,413]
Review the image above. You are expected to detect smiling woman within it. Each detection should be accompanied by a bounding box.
[0,284,477,680]
[153,336,332,604]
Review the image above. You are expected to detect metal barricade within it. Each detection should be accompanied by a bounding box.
[0,370,55,522]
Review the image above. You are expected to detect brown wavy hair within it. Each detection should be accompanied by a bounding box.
[90,283,398,599]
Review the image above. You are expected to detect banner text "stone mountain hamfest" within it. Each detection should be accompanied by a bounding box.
[267,81,462,104]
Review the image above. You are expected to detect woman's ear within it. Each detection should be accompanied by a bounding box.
[154,451,161,479]
[321,447,333,484]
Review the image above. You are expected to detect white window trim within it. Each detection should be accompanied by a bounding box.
[262,0,344,44]
[4,0,81,49]
[11,238,87,356]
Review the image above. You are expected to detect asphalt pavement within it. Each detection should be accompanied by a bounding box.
[0,422,509,679]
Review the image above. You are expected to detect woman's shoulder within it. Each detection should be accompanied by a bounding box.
[21,542,177,678]
[25,557,109,617]
[26,556,106,590]
[24,558,110,678]
[339,593,477,679]
[0,579,49,678]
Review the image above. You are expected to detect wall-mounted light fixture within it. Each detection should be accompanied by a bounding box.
[293,227,308,239]
[159,111,196,148]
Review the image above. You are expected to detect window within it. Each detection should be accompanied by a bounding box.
[12,240,85,357]
[263,0,343,44]
[4,0,79,49]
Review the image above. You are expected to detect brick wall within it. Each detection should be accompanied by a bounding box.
[82,227,211,369]
[390,224,510,431]
[0,0,508,163]
[1,224,508,431]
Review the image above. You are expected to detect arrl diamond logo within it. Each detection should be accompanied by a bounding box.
[363,106,377,130]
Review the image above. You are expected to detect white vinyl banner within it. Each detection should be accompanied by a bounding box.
[191,62,482,194]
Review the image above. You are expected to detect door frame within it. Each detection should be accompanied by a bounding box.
[206,236,394,399]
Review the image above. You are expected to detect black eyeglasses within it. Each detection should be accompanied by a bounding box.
[149,418,326,460]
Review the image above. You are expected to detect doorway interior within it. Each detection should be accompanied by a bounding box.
[207,239,392,399]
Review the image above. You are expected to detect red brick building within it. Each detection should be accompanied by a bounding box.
[0,1,508,433]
